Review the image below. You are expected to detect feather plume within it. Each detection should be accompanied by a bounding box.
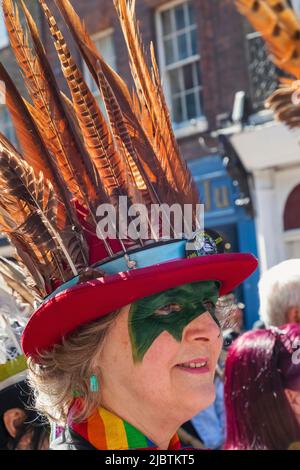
[3,0,82,204]
[0,256,36,307]
[0,64,58,190]
[266,80,300,127]
[38,0,131,203]
[8,233,48,296]
[266,0,300,36]
[0,145,90,286]
[0,0,205,297]
[234,1,300,129]
[0,77,88,266]
[235,0,300,78]
[54,0,174,202]
[96,61,155,201]
[5,0,110,222]
[114,0,199,208]
[0,63,78,231]
[55,0,199,226]
[54,0,172,213]
[55,0,134,111]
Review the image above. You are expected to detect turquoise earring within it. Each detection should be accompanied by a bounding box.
[90,374,99,392]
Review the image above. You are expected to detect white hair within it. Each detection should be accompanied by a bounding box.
[259,259,300,327]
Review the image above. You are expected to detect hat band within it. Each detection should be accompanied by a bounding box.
[46,240,187,301]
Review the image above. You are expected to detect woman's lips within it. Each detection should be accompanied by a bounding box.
[175,357,210,374]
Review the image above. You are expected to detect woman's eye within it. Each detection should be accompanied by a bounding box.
[154,303,182,316]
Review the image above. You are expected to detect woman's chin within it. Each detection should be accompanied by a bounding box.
[181,383,216,418]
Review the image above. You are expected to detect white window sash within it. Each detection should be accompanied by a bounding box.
[164,53,200,71]
[82,28,116,98]
[155,1,204,128]
[291,0,300,18]
[0,12,9,49]
[0,105,17,146]
[157,0,191,13]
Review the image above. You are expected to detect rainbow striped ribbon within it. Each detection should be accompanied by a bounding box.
[69,399,181,450]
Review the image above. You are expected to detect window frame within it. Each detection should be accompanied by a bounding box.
[291,0,300,18]
[155,0,207,138]
[0,104,17,146]
[0,12,9,49]
[245,30,278,112]
[82,27,116,99]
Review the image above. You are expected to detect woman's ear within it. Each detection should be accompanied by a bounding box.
[3,408,26,438]
[285,389,300,422]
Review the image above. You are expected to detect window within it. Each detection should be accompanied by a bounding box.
[290,0,300,18]
[156,0,204,132]
[246,32,278,111]
[0,105,17,147]
[0,104,17,257]
[83,29,116,114]
[0,11,9,49]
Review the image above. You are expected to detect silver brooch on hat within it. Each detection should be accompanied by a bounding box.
[185,229,225,259]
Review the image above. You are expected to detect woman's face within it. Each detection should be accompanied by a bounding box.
[98,281,223,422]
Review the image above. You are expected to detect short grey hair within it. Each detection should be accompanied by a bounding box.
[259,259,300,327]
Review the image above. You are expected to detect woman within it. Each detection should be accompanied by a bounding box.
[224,324,300,450]
[29,285,225,450]
[0,0,258,450]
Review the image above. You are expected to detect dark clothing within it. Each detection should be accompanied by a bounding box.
[51,428,97,450]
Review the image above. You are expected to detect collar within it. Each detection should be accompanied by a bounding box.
[68,399,181,450]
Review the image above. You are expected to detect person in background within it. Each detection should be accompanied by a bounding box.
[257,259,300,328]
[224,324,300,450]
[0,259,50,450]
[0,379,49,450]
[0,315,50,450]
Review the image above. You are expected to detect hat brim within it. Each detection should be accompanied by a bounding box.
[22,253,258,357]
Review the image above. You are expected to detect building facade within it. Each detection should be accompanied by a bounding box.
[229,0,300,276]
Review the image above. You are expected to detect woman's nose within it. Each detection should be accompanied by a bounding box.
[182,311,221,343]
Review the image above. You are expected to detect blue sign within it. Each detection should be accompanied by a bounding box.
[189,155,260,329]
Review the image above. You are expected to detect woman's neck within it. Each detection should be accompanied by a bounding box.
[101,392,182,449]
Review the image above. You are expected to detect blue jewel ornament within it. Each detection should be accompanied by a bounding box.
[90,374,99,392]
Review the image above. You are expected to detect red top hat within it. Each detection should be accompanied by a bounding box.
[22,236,257,357]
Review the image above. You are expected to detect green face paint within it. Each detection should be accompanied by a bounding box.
[128,280,220,363]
